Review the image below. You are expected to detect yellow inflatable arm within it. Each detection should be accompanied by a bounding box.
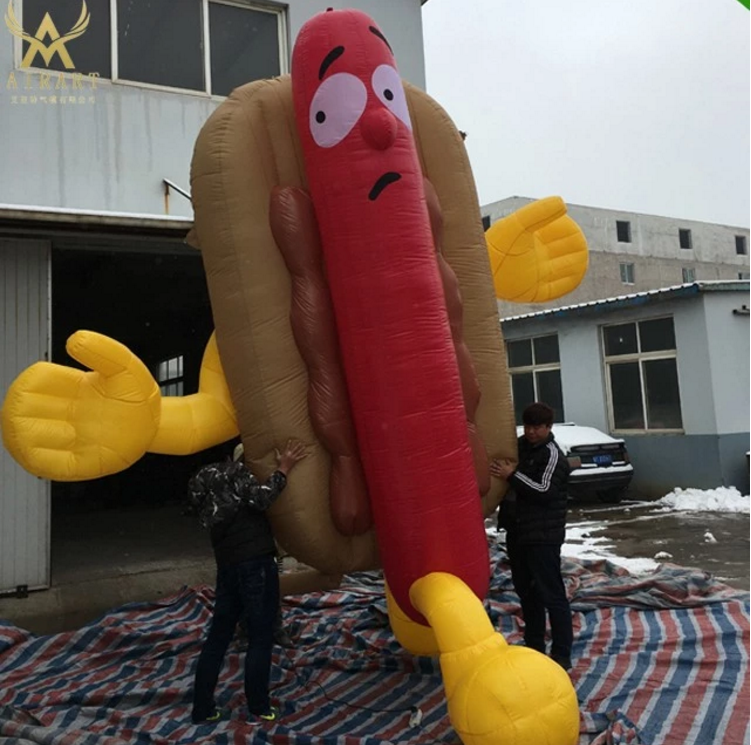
[486,196,589,303]
[150,333,238,455]
[1,331,237,481]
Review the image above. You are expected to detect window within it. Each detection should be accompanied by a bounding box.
[18,1,286,96]
[616,220,632,243]
[208,3,282,97]
[682,267,695,283]
[506,335,564,424]
[118,1,204,91]
[739,272,750,280]
[736,236,748,256]
[603,318,683,432]
[157,355,184,397]
[482,215,491,231]
[619,262,635,285]
[117,1,284,94]
[679,229,692,250]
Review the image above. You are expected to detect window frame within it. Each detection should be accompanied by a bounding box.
[681,266,695,283]
[156,354,185,397]
[506,334,564,424]
[619,262,635,285]
[616,220,632,243]
[679,228,693,250]
[602,317,684,435]
[13,0,289,98]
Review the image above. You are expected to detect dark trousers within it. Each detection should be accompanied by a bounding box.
[192,554,279,721]
[506,533,573,659]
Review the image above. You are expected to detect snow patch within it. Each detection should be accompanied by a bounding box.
[563,522,658,575]
[654,486,750,514]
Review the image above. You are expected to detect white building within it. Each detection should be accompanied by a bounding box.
[0,0,426,595]
[482,197,751,318]
[500,280,750,498]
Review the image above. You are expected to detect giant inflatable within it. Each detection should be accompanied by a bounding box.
[1,8,588,745]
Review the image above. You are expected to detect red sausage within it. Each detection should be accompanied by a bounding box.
[292,8,488,622]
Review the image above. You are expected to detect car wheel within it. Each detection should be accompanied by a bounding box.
[597,488,624,504]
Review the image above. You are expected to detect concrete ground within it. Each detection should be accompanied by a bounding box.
[0,504,342,636]
[1,497,748,636]
[0,505,216,635]
[567,498,750,591]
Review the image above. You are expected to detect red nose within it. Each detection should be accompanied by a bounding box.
[360,107,397,151]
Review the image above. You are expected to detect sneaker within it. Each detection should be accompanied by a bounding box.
[192,708,223,724]
[250,706,279,723]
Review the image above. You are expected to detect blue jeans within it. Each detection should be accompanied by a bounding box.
[192,554,279,721]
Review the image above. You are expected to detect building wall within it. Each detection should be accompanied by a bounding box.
[486,197,750,316]
[0,239,51,592]
[672,299,716,436]
[501,288,750,497]
[0,0,425,219]
[703,292,750,435]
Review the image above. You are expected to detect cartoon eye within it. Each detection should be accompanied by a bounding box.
[309,73,368,148]
[371,65,411,130]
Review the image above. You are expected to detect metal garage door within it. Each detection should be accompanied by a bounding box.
[0,238,51,593]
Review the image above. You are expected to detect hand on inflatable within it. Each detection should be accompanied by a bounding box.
[486,196,588,303]
[276,439,308,475]
[1,331,161,481]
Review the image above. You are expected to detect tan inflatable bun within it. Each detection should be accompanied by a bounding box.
[190,75,515,575]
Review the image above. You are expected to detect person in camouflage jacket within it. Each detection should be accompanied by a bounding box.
[190,439,307,725]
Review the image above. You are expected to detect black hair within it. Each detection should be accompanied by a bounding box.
[522,402,554,427]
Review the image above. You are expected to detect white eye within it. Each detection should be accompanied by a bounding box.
[308,73,368,148]
[371,64,411,130]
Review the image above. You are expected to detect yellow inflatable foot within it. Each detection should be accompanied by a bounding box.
[407,572,579,745]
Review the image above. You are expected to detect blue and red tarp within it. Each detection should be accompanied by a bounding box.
[0,542,748,745]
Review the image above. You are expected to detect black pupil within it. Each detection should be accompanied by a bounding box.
[384,89,394,101]
[315,111,326,124]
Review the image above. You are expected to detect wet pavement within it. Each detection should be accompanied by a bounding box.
[565,497,750,591]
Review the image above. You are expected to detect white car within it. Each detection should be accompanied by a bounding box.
[516,423,634,503]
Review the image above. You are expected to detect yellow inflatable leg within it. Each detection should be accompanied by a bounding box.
[385,582,440,657]
[405,572,579,745]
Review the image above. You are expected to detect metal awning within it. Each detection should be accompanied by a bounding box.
[0,203,193,239]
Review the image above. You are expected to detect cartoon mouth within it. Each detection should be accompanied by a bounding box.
[369,172,402,201]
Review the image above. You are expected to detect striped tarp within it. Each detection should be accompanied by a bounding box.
[0,542,748,745]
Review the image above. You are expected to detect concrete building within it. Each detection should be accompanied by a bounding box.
[0,0,426,597]
[500,280,750,498]
[482,197,751,318]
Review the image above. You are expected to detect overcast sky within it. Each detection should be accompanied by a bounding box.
[422,0,750,228]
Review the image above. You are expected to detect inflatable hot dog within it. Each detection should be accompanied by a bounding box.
[1,8,589,743]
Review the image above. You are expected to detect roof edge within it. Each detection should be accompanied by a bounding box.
[501,281,751,324]
[0,203,193,233]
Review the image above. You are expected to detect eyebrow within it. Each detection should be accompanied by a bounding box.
[319,45,345,80]
[368,26,392,53]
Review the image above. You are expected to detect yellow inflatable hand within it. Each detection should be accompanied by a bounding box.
[410,573,579,745]
[1,331,161,482]
[486,196,588,303]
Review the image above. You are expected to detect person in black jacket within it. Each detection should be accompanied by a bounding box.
[189,438,307,725]
[491,402,573,671]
